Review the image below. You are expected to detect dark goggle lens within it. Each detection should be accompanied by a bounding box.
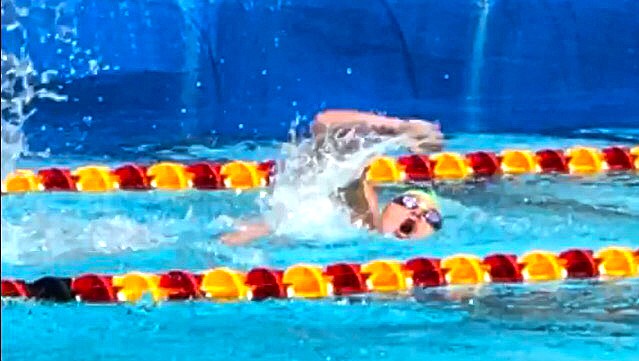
[423,210,442,231]
[392,196,419,210]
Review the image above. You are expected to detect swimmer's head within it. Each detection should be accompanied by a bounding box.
[380,190,442,239]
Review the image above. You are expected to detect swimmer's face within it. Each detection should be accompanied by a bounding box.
[381,195,441,239]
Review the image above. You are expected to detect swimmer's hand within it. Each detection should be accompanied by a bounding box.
[313,110,443,152]
[399,119,444,153]
[220,223,271,246]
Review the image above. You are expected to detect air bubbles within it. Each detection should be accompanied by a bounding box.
[261,69,268,75]
[196,81,202,88]
[444,73,450,79]
[346,67,352,75]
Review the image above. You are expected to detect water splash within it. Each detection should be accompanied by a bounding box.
[1,0,70,179]
[1,214,168,265]
[1,51,67,179]
[262,126,409,241]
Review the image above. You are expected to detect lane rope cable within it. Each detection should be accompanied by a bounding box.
[2,246,637,303]
[2,146,638,193]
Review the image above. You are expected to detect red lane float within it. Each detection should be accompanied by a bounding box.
[3,146,636,194]
[113,165,149,190]
[2,246,637,304]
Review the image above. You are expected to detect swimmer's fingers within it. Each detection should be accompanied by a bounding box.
[409,135,444,153]
[401,120,444,152]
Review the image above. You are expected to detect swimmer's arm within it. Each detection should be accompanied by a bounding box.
[363,178,382,231]
[312,109,443,152]
[220,223,271,246]
[312,110,406,136]
[340,168,382,231]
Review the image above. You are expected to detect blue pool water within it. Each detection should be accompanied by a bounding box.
[3,0,639,360]
[2,133,639,361]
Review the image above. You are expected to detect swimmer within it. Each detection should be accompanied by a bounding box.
[221,109,444,245]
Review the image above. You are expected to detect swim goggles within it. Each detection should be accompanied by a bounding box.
[391,195,443,231]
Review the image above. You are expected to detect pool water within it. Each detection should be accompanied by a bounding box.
[2,132,638,361]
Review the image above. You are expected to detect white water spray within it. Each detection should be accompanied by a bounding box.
[262,125,409,241]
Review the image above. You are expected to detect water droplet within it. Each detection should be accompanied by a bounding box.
[196,81,202,87]
[88,59,99,74]
[261,69,267,75]
[181,108,187,114]
[41,125,47,131]
[346,67,352,75]
[238,123,244,129]
[444,73,450,79]
[219,58,225,64]
[97,96,104,103]
[292,101,297,107]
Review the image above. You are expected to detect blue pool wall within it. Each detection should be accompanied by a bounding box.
[3,0,638,154]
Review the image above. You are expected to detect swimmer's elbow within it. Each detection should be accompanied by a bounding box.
[312,110,349,137]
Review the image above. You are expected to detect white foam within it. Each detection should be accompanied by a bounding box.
[261,128,409,241]
[1,214,170,265]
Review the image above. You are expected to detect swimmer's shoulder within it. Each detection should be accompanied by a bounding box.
[337,176,378,231]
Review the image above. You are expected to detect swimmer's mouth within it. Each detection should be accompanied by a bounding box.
[396,219,416,238]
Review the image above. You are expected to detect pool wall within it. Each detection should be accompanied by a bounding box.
[3,0,638,153]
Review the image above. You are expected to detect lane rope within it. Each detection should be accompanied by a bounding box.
[2,146,638,194]
[2,246,637,303]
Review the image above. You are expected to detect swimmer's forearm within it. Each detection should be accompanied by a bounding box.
[220,223,271,246]
[313,110,404,136]
[313,109,443,152]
